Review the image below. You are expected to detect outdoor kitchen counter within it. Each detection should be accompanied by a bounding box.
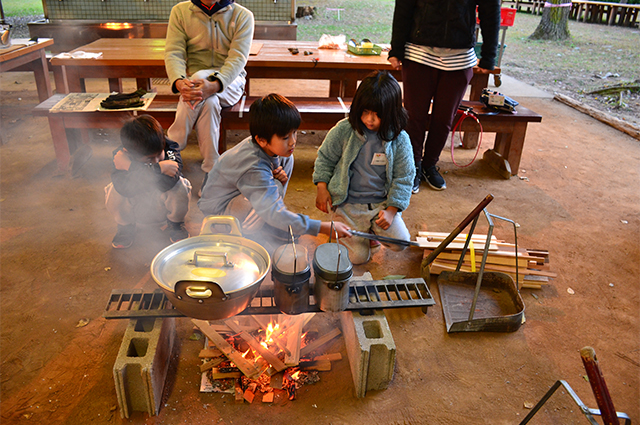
[49,38,500,100]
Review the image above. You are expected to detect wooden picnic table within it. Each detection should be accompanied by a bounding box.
[49,38,500,101]
[0,38,54,102]
[570,0,640,26]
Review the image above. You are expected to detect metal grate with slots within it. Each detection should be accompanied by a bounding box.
[104,278,435,319]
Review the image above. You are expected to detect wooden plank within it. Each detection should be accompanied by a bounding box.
[199,348,223,358]
[192,319,262,379]
[284,317,303,366]
[239,330,288,372]
[417,237,499,251]
[313,353,342,361]
[299,360,332,371]
[199,357,225,373]
[300,328,342,357]
[208,368,242,379]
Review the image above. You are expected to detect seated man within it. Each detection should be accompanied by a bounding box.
[164,0,254,182]
[198,94,351,252]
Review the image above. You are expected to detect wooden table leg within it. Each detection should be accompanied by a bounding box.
[47,115,71,174]
[51,64,69,94]
[493,121,528,174]
[329,80,343,98]
[108,78,123,93]
[469,74,489,101]
[136,78,152,92]
[32,50,53,102]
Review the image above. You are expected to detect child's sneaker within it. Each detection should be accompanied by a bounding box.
[167,220,189,243]
[112,224,135,249]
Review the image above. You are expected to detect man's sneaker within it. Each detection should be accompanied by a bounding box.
[422,165,446,191]
[370,238,381,253]
[411,169,421,194]
[112,224,135,249]
[168,220,189,243]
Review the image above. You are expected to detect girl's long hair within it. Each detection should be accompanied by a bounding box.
[348,70,408,141]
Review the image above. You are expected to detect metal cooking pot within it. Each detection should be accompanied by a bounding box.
[150,216,271,320]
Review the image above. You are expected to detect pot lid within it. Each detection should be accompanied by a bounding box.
[273,243,310,274]
[313,242,352,281]
[151,217,270,294]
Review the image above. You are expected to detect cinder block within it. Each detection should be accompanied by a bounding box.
[340,273,396,398]
[113,318,176,418]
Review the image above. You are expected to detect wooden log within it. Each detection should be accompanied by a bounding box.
[192,319,262,379]
[554,93,640,140]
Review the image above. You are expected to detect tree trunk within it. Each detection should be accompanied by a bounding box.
[529,0,572,40]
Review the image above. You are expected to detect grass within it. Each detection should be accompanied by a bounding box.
[296,0,395,44]
[2,0,43,16]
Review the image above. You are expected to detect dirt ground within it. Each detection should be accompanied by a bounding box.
[1,70,638,425]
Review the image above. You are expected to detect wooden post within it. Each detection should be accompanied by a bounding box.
[580,346,620,425]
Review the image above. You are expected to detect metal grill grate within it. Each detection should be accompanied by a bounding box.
[104,278,435,319]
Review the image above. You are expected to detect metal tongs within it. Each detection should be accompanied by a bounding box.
[348,230,419,247]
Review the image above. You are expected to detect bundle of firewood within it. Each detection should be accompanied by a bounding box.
[192,314,342,403]
[418,231,555,289]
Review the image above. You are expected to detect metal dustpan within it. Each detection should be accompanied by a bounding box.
[425,195,525,332]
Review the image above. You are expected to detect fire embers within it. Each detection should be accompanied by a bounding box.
[283,368,320,400]
[193,315,342,403]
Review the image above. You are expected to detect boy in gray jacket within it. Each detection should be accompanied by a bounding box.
[199,94,351,252]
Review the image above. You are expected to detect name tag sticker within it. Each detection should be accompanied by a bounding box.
[371,153,388,166]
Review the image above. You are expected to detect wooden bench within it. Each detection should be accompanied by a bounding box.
[33,94,541,178]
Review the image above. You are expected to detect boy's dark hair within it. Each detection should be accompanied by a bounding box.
[249,94,301,143]
[349,70,408,142]
[120,115,165,157]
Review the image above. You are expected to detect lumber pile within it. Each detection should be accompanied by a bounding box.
[192,314,343,402]
[418,231,555,289]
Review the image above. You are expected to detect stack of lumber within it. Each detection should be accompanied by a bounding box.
[418,231,555,289]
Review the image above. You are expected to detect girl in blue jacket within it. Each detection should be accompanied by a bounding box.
[313,71,415,265]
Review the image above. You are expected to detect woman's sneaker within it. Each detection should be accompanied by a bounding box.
[112,224,135,249]
[422,165,446,190]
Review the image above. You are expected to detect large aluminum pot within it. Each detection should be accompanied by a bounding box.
[151,216,271,320]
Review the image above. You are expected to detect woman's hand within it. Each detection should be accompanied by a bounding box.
[388,57,402,70]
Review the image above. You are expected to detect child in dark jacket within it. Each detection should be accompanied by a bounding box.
[105,115,192,248]
[313,71,415,264]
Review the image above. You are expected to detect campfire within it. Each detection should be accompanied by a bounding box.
[192,313,342,403]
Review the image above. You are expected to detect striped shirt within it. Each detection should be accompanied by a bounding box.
[405,43,477,71]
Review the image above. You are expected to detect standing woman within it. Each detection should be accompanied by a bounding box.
[389,0,501,193]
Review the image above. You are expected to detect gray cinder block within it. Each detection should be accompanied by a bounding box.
[340,273,396,398]
[113,318,176,418]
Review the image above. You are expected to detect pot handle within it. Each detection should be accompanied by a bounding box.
[199,215,243,237]
[175,280,228,302]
